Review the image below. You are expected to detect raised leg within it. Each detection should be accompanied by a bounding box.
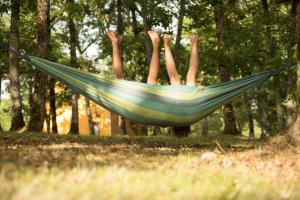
[186,34,199,86]
[147,31,160,84]
[106,31,123,79]
[164,34,180,85]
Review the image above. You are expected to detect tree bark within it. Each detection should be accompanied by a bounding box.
[257,88,270,137]
[288,0,300,142]
[245,94,254,138]
[141,0,152,67]
[214,1,240,135]
[132,0,150,136]
[273,76,285,130]
[9,0,25,131]
[174,0,185,69]
[287,18,296,126]
[67,0,79,134]
[28,0,49,132]
[261,0,285,130]
[0,73,3,133]
[85,97,95,135]
[49,77,57,133]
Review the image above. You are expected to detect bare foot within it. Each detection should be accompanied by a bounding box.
[106,31,119,43]
[148,31,160,46]
[163,34,172,46]
[190,34,199,44]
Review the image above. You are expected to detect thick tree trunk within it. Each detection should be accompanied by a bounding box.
[28,0,49,132]
[214,2,239,135]
[9,0,25,131]
[68,0,79,134]
[288,0,300,142]
[49,77,57,133]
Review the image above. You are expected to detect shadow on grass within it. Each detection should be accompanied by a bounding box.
[0,132,265,171]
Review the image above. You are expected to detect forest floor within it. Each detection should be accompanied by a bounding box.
[0,133,299,200]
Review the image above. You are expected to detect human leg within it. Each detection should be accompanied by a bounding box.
[106,31,124,79]
[164,34,180,85]
[147,31,160,84]
[186,34,199,86]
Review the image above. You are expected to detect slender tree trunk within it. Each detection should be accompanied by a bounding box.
[28,0,49,132]
[49,77,57,133]
[130,4,139,37]
[200,72,208,136]
[132,0,150,136]
[174,0,185,69]
[214,2,239,135]
[257,88,270,137]
[141,0,152,67]
[288,0,300,142]
[67,0,79,134]
[273,76,285,130]
[0,73,2,134]
[261,0,285,130]
[201,117,209,136]
[287,19,296,126]
[244,94,254,138]
[9,0,25,131]
[85,97,94,135]
[171,0,192,138]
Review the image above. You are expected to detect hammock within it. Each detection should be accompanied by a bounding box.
[0,45,296,127]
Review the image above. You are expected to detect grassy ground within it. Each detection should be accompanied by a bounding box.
[0,133,299,200]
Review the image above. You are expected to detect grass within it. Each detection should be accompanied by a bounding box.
[0,133,299,200]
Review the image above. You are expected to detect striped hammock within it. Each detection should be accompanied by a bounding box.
[24,56,294,127]
[0,45,295,127]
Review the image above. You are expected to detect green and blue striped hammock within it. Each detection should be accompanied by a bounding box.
[1,45,296,127]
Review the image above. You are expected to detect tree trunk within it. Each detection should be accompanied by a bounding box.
[257,88,270,138]
[131,0,150,136]
[67,0,79,134]
[49,77,57,133]
[273,76,285,130]
[9,0,25,131]
[28,0,49,132]
[287,18,296,126]
[288,0,300,142]
[214,2,239,135]
[141,0,152,67]
[245,94,254,138]
[85,97,94,135]
[261,0,285,131]
[0,72,2,134]
[130,3,139,37]
[110,111,120,135]
[174,0,185,69]
[201,117,209,136]
[200,72,208,136]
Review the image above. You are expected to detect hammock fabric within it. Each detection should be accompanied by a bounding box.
[0,45,296,127]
